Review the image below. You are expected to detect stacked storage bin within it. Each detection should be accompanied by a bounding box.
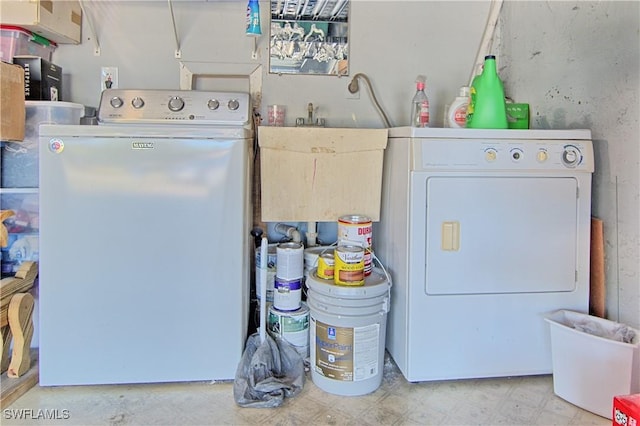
[1,102,84,275]
[0,25,56,64]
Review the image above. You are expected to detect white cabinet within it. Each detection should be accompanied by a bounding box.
[0,0,82,44]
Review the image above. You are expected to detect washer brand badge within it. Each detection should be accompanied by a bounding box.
[48,138,64,154]
[132,141,154,150]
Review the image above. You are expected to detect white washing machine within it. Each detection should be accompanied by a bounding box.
[373,127,593,382]
[39,90,253,385]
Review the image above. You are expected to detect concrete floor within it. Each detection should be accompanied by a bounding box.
[3,353,610,426]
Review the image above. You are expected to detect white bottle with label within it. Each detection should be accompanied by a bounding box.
[446,86,470,128]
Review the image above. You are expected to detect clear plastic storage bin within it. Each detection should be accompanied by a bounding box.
[0,25,56,64]
[1,101,84,188]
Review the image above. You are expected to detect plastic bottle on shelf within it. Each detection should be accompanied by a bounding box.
[246,0,262,36]
[410,76,430,128]
[466,55,508,129]
[446,86,470,128]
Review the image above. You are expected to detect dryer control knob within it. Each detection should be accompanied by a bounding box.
[208,99,220,110]
[562,145,582,167]
[510,148,524,162]
[537,150,548,162]
[485,149,497,162]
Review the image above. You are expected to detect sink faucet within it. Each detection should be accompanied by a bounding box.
[308,102,314,125]
[296,102,325,127]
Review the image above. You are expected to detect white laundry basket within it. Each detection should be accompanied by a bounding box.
[545,310,640,419]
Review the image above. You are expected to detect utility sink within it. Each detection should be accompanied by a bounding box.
[258,126,388,222]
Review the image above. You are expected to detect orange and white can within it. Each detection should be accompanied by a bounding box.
[337,215,373,276]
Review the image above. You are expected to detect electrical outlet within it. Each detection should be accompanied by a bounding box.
[101,67,118,91]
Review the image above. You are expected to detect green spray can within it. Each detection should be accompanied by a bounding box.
[466,55,508,129]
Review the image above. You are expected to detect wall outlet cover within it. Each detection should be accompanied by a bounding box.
[101,67,118,91]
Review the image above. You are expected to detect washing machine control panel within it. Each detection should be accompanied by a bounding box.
[418,138,593,172]
[98,89,250,125]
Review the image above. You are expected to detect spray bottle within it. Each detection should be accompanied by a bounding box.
[246,0,262,36]
[410,75,430,128]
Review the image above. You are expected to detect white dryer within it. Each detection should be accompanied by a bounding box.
[374,127,593,382]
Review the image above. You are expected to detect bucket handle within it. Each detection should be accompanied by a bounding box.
[372,252,392,313]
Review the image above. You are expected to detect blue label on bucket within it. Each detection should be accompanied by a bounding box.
[275,277,302,291]
[273,277,302,311]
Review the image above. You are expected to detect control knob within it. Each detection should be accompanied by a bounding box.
[485,148,497,162]
[208,99,220,110]
[510,148,524,161]
[131,97,145,109]
[562,145,582,167]
[110,97,124,108]
[228,99,240,111]
[168,96,185,112]
[537,149,548,162]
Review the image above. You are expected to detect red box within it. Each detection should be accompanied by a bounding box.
[614,394,640,426]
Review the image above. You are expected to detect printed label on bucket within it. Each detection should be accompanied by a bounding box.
[311,317,380,382]
[273,277,302,311]
[338,215,373,276]
[268,305,310,358]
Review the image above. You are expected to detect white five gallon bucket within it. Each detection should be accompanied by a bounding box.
[306,267,390,396]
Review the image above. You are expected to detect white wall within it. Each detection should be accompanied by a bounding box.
[56,0,491,127]
[51,0,639,328]
[497,1,639,329]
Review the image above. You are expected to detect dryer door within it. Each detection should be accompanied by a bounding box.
[425,176,578,295]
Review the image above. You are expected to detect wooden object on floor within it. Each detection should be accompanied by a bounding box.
[1,326,11,372]
[1,210,16,247]
[7,293,35,378]
[0,262,38,376]
[590,217,605,318]
[1,261,38,328]
[0,348,38,409]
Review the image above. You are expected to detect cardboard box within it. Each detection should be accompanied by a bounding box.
[258,127,388,222]
[0,0,81,44]
[0,62,26,142]
[614,394,640,426]
[13,56,62,101]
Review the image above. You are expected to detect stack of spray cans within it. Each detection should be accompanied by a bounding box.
[267,241,310,358]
